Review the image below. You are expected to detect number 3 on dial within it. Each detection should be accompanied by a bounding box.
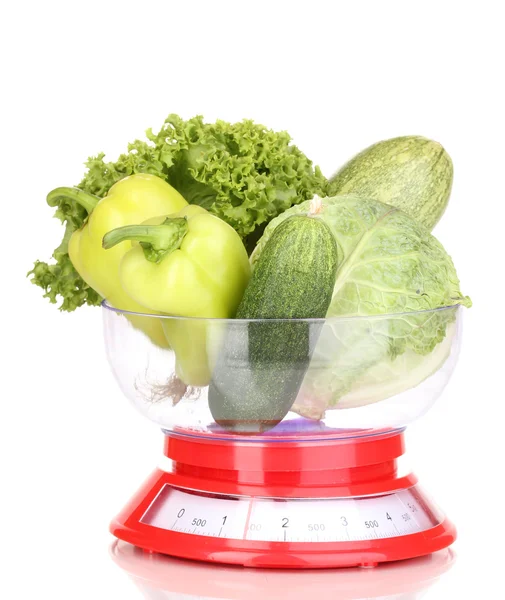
[341,516,348,526]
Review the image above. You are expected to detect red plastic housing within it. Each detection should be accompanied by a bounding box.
[110,430,456,568]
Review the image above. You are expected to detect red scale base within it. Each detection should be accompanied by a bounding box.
[110,429,456,569]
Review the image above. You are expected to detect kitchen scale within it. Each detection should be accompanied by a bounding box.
[103,301,463,569]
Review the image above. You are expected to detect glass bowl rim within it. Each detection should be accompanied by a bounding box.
[101,299,463,324]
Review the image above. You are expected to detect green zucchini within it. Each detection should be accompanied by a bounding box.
[208,214,338,433]
[328,136,453,230]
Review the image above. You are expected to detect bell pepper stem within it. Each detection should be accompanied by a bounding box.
[102,217,189,263]
[47,187,100,214]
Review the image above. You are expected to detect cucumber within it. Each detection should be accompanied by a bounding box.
[208,215,338,434]
[328,136,453,230]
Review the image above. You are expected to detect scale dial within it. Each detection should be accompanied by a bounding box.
[141,485,442,543]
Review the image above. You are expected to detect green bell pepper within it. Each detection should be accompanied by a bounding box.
[103,205,251,385]
[50,174,187,347]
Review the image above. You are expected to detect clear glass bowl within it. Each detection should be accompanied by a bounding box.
[102,301,463,440]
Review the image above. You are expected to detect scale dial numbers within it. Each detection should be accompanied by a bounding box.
[244,494,422,542]
[141,486,441,543]
[141,487,249,538]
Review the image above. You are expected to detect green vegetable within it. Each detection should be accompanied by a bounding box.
[29,114,326,311]
[208,208,338,433]
[335,320,457,409]
[291,310,459,419]
[251,195,471,416]
[328,136,453,230]
[67,174,186,347]
[103,204,251,386]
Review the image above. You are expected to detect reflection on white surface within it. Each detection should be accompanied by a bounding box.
[110,541,455,600]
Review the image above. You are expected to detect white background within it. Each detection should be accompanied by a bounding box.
[2,1,504,598]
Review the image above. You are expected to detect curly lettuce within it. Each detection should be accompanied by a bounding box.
[29,114,326,311]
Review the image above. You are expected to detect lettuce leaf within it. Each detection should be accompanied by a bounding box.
[29,114,326,311]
